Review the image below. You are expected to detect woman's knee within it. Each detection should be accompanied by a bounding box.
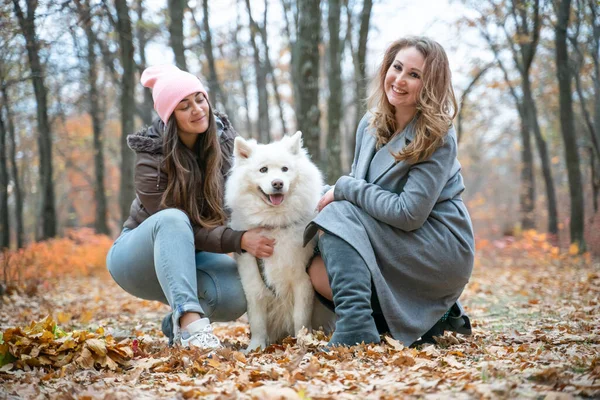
[308,256,333,301]
[155,208,193,234]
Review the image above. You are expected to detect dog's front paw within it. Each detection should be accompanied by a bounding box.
[245,339,267,354]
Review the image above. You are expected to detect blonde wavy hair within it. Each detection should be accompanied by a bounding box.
[367,36,457,164]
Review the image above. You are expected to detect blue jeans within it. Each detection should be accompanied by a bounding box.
[106,209,247,328]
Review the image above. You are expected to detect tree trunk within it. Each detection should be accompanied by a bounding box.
[76,0,110,236]
[477,0,541,232]
[200,0,228,115]
[12,0,56,240]
[258,0,287,135]
[522,77,558,235]
[555,0,586,251]
[136,0,154,126]
[589,0,600,211]
[591,149,599,213]
[281,0,298,112]
[497,68,536,232]
[233,16,254,139]
[571,38,599,161]
[115,0,136,224]
[245,0,270,143]
[326,0,342,183]
[97,31,120,86]
[296,0,322,165]
[590,0,600,156]
[280,0,296,40]
[509,0,557,234]
[518,105,536,230]
[1,87,24,248]
[168,0,187,70]
[351,0,372,159]
[0,106,9,249]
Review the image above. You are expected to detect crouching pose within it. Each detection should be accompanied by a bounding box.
[306,36,474,347]
[106,65,275,350]
[107,65,333,351]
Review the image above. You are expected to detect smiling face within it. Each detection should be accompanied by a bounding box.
[234,138,299,207]
[225,131,324,229]
[173,92,210,148]
[253,157,294,207]
[230,133,309,209]
[384,46,425,118]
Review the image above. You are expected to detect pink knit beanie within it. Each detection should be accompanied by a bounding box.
[140,65,209,123]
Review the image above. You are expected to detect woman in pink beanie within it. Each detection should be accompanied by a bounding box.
[106,65,274,350]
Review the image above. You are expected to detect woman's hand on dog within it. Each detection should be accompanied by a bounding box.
[317,188,335,212]
[241,228,276,258]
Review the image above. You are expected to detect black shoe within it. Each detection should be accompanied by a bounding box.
[445,301,472,335]
[161,313,174,346]
[412,302,472,346]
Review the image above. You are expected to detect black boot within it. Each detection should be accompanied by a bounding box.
[412,301,472,346]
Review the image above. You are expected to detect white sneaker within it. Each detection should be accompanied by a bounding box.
[176,318,221,350]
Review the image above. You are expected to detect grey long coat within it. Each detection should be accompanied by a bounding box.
[305,113,475,345]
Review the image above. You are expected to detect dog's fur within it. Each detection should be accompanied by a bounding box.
[225,132,323,352]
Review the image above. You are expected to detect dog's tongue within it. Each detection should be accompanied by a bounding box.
[269,194,284,205]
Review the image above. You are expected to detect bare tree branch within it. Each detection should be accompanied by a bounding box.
[457,62,494,143]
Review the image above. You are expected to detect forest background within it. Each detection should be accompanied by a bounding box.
[0,1,599,398]
[0,0,599,255]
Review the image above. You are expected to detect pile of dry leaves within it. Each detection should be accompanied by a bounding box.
[0,231,598,399]
[0,316,133,375]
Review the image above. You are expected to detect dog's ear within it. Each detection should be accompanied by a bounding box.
[234,136,253,160]
[286,131,303,155]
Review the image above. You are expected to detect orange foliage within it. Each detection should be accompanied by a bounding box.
[1,228,112,287]
[475,229,593,268]
[53,113,123,234]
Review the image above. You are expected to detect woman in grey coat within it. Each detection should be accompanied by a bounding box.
[305,36,475,347]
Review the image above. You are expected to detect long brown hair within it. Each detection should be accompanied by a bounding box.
[367,36,457,164]
[160,98,226,228]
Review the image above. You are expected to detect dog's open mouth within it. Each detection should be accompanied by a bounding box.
[259,188,285,206]
[268,194,284,205]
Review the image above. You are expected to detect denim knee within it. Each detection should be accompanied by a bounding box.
[155,208,193,236]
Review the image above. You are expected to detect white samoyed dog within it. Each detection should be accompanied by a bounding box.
[225,131,323,352]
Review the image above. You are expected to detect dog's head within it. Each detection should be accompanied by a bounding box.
[231,131,310,208]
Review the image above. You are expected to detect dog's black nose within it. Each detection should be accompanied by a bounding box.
[272,179,284,190]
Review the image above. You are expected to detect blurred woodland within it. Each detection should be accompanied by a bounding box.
[1,1,599,397]
[0,0,599,255]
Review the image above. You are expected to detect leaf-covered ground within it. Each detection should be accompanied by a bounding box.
[1,231,599,399]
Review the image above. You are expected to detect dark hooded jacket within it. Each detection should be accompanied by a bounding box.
[123,111,244,253]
